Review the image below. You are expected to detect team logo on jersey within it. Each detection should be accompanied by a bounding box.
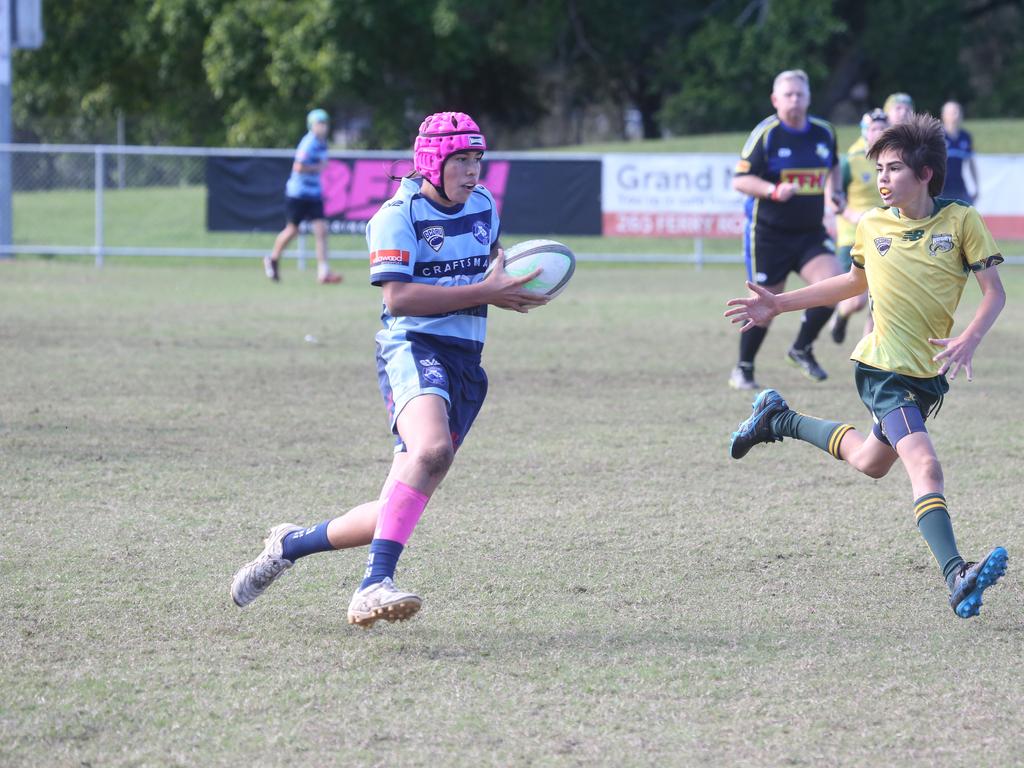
[472,220,490,245]
[901,229,925,242]
[815,143,830,160]
[419,360,447,386]
[874,237,892,256]
[928,233,954,257]
[778,147,792,158]
[423,225,445,252]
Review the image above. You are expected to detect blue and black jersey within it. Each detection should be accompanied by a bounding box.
[735,115,838,232]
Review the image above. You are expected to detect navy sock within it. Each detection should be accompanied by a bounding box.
[280,521,334,562]
[739,325,768,366]
[793,306,833,350]
[360,539,404,589]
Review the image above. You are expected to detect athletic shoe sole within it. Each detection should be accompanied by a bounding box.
[955,547,1008,619]
[348,597,422,629]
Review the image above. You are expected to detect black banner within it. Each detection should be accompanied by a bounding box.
[205,155,601,235]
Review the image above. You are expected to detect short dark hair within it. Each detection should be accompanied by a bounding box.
[868,113,947,196]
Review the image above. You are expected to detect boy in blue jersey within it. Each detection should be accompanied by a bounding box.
[264,108,342,285]
[232,112,547,627]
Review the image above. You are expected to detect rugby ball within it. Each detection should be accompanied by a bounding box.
[491,239,576,298]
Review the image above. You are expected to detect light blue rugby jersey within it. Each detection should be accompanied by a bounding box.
[367,177,500,357]
[284,132,327,199]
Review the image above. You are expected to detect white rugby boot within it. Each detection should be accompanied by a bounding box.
[230,523,302,607]
[347,577,422,628]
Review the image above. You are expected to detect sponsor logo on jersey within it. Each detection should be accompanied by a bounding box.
[928,233,954,256]
[370,249,410,266]
[423,225,445,252]
[416,255,489,279]
[778,147,792,158]
[901,229,925,242]
[816,143,830,160]
[874,237,892,256]
[384,199,404,208]
[779,167,826,194]
[472,220,490,245]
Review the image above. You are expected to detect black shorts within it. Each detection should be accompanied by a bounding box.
[745,224,835,286]
[285,196,325,225]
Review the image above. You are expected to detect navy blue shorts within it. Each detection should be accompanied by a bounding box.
[376,333,488,453]
[746,223,835,286]
[285,196,324,225]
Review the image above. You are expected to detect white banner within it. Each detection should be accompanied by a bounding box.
[602,152,1024,239]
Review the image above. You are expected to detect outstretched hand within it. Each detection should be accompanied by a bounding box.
[724,281,779,331]
[485,249,550,313]
[929,334,980,381]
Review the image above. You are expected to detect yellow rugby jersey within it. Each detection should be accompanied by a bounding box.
[851,200,1003,377]
[837,148,882,247]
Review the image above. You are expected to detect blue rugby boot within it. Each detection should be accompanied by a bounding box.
[949,547,1008,619]
[730,388,788,460]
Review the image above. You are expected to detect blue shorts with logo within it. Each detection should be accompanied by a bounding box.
[376,331,488,453]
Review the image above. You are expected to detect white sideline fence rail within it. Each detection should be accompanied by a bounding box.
[0,142,736,269]
[2,143,1021,268]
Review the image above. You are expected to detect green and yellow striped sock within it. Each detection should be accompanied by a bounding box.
[915,493,964,586]
[770,410,854,460]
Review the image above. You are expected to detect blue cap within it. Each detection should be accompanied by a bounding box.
[306,109,329,129]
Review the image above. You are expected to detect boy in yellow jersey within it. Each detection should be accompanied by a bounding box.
[724,114,1008,619]
[831,109,888,343]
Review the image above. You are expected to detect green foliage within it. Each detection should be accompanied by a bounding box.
[657,0,846,134]
[10,1,1024,146]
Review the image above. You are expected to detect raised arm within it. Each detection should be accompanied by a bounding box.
[725,268,867,332]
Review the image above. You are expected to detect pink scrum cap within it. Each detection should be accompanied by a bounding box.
[413,111,487,191]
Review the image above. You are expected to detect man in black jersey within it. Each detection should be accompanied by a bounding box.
[730,69,845,389]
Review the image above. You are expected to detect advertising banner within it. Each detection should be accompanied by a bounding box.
[206,155,601,236]
[602,152,1024,240]
[601,153,744,238]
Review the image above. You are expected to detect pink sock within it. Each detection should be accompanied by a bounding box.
[373,481,429,545]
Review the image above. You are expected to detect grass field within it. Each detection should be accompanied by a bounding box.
[2,257,1024,766]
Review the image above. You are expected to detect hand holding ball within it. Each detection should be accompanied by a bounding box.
[486,239,576,301]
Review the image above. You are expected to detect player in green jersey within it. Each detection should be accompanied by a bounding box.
[725,114,1008,619]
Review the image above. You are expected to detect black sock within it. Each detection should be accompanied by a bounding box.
[793,306,834,350]
[739,325,768,366]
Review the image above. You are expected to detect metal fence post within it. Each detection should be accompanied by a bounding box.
[94,146,105,267]
[695,236,704,271]
[0,1,12,256]
[297,232,307,271]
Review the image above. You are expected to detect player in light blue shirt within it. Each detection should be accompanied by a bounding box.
[232,112,547,628]
[264,108,342,284]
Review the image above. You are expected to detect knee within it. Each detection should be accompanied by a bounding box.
[863,462,891,480]
[917,454,944,486]
[410,442,454,480]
